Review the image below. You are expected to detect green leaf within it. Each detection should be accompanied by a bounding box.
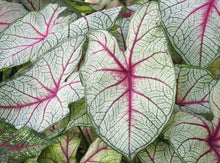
[80,138,122,163]
[0,122,51,162]
[0,147,8,163]
[80,2,175,160]
[38,131,81,163]
[66,98,91,130]
[138,139,182,163]
[0,0,28,32]
[0,37,85,132]
[175,65,217,117]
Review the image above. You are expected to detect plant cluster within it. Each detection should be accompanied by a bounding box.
[0,0,220,162]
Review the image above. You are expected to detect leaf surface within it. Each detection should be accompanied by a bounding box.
[0,37,85,132]
[80,2,175,160]
[164,82,220,163]
[111,18,130,51]
[138,139,181,163]
[66,98,91,130]
[175,65,216,116]
[80,138,121,163]
[19,0,47,10]
[0,147,8,163]
[0,4,70,69]
[159,0,220,67]
[0,122,51,162]
[66,6,122,37]
[0,0,28,32]
[38,131,81,163]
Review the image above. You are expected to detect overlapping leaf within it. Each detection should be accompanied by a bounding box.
[80,2,175,160]
[111,18,130,51]
[0,0,28,32]
[138,139,181,163]
[159,0,220,67]
[0,37,85,132]
[66,6,122,37]
[80,138,121,163]
[175,65,217,116]
[0,4,69,69]
[19,0,47,10]
[162,82,220,163]
[0,4,122,70]
[66,98,91,130]
[38,131,81,163]
[0,122,51,162]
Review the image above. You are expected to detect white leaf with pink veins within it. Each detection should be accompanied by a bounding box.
[0,36,85,132]
[0,3,68,69]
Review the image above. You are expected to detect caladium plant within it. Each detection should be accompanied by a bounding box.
[0,0,220,162]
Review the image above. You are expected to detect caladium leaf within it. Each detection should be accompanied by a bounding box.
[159,0,220,67]
[0,3,71,69]
[0,37,85,132]
[138,139,182,163]
[19,0,47,10]
[0,5,122,70]
[66,6,122,37]
[0,0,28,32]
[0,122,51,162]
[175,65,217,117]
[163,110,220,163]
[19,0,81,18]
[38,131,81,163]
[111,18,130,51]
[210,80,220,126]
[80,2,176,160]
[80,138,122,163]
[66,98,91,130]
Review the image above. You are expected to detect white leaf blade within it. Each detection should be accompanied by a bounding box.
[175,65,217,116]
[0,0,28,32]
[80,2,175,160]
[0,3,68,69]
[0,37,85,132]
[160,0,220,67]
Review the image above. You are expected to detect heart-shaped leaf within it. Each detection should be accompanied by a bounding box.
[159,0,220,67]
[175,65,217,116]
[0,122,51,162]
[0,0,28,32]
[80,2,176,160]
[0,3,70,69]
[38,131,81,163]
[138,139,182,163]
[80,138,122,163]
[0,37,85,132]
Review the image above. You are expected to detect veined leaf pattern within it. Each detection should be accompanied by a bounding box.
[0,37,85,132]
[160,0,220,67]
[80,2,175,160]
